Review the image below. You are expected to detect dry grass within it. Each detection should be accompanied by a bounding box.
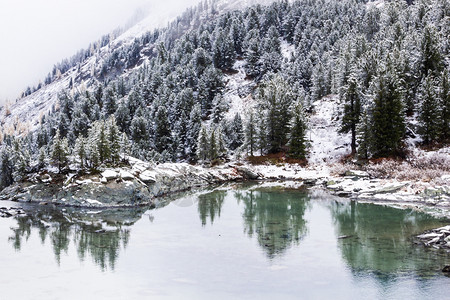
[364,152,450,182]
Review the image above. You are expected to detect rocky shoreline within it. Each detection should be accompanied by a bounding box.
[0,158,449,217]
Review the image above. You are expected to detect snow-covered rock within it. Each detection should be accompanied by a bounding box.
[102,170,119,181]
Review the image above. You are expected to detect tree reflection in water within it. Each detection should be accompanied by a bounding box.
[328,200,450,279]
[197,190,225,226]
[8,206,146,271]
[236,189,310,259]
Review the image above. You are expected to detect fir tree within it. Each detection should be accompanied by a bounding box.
[340,74,362,155]
[0,147,14,188]
[288,103,308,160]
[245,110,257,157]
[418,75,440,145]
[357,111,372,160]
[51,129,69,173]
[197,125,209,162]
[370,68,405,157]
[438,70,449,143]
[154,106,172,154]
[74,136,87,168]
[108,116,121,164]
[259,75,293,153]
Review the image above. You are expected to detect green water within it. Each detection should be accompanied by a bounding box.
[1,184,449,299]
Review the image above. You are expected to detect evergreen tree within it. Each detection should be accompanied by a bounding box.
[370,68,405,157]
[197,125,209,162]
[51,129,69,173]
[245,109,257,157]
[228,113,244,150]
[418,75,440,145]
[186,104,202,160]
[340,74,362,155]
[438,70,450,143]
[74,136,87,168]
[258,75,293,153]
[288,103,308,160]
[98,122,110,163]
[0,147,14,188]
[154,106,172,154]
[357,111,371,160]
[209,129,218,161]
[38,147,46,170]
[108,116,121,164]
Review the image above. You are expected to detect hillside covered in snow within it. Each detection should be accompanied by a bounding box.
[0,0,448,194]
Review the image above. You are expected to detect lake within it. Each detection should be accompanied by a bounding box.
[1,183,449,299]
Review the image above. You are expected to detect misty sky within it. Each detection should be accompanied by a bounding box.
[0,0,200,103]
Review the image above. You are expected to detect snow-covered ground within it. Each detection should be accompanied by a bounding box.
[307,95,351,165]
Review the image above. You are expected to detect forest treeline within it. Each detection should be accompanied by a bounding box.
[0,0,448,189]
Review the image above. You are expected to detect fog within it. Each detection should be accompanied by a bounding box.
[0,0,200,104]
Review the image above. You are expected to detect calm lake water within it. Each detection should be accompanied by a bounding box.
[1,184,449,299]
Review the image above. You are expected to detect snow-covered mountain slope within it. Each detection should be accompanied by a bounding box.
[1,0,278,135]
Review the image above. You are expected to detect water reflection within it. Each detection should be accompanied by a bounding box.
[236,189,309,259]
[8,206,145,271]
[329,200,450,278]
[197,190,225,226]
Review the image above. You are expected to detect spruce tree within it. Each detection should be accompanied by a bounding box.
[438,70,449,143]
[0,147,14,188]
[74,136,87,169]
[108,116,121,164]
[259,75,292,153]
[340,74,362,155]
[197,125,209,162]
[357,111,371,160]
[418,75,440,145]
[98,122,110,163]
[288,103,308,160]
[370,68,405,157]
[245,110,257,157]
[51,129,69,173]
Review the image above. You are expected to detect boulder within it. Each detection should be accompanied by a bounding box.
[120,170,135,181]
[235,166,260,180]
[139,170,157,183]
[102,170,119,181]
[443,266,450,273]
[344,170,370,178]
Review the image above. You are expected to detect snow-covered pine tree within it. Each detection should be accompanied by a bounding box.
[437,70,449,143]
[51,129,69,173]
[197,125,209,162]
[244,109,256,157]
[258,75,293,153]
[288,103,308,160]
[74,136,87,169]
[370,63,405,158]
[339,73,362,155]
[108,116,121,164]
[418,75,440,145]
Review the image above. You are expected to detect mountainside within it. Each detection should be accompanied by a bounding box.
[0,0,448,191]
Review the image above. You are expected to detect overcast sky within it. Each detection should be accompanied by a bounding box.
[0,0,200,104]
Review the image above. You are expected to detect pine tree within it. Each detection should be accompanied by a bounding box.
[120,133,131,160]
[51,129,69,173]
[418,75,440,145]
[0,147,14,188]
[197,125,209,162]
[245,110,257,157]
[98,122,110,163]
[154,106,172,154]
[288,103,308,160]
[370,67,405,158]
[74,136,87,168]
[437,70,449,143]
[108,116,121,164]
[357,112,371,160]
[229,113,244,150]
[38,147,46,169]
[209,129,218,161]
[340,74,362,155]
[259,75,293,153]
